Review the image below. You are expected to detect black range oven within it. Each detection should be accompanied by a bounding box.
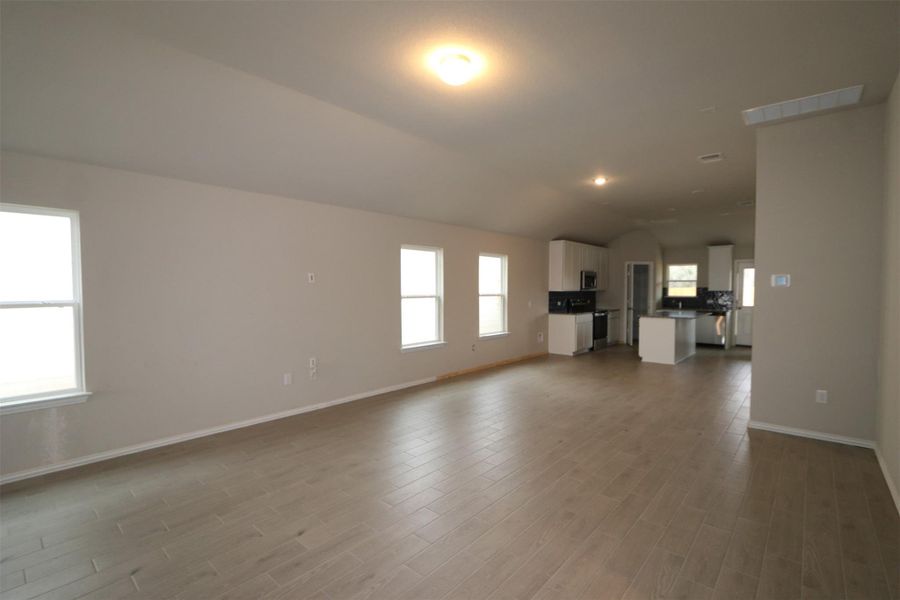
[593,311,608,350]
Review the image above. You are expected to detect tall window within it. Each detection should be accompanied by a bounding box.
[666,264,698,297]
[479,254,507,336]
[401,246,443,348]
[0,205,85,405]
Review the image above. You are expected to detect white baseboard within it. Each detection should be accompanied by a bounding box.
[0,376,436,485]
[874,445,900,517]
[747,420,875,448]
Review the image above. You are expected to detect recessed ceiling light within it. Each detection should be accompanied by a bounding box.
[667,208,677,212]
[691,189,705,194]
[593,176,608,186]
[428,48,483,86]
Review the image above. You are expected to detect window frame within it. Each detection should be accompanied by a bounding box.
[665,263,699,298]
[478,253,508,338]
[400,244,445,351]
[0,203,90,414]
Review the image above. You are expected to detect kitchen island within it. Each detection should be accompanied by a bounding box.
[638,310,701,365]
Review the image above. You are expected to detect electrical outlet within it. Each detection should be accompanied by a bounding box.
[471,344,476,352]
[283,373,292,386]
[308,357,317,369]
[309,368,317,380]
[537,332,544,343]
[816,389,828,404]
[307,272,316,284]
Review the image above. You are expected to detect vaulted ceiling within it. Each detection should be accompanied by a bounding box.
[2,1,897,246]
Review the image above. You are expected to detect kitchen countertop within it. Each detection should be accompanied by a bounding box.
[645,310,706,320]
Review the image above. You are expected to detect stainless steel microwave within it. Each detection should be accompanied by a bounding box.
[581,270,597,290]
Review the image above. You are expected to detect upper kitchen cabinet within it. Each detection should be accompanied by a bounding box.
[708,244,734,291]
[549,240,608,291]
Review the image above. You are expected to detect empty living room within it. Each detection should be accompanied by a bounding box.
[0,2,898,599]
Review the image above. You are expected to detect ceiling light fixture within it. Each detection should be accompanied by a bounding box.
[593,176,608,186]
[428,48,483,86]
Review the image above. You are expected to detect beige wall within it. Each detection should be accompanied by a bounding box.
[753,105,885,441]
[877,71,900,502]
[0,152,549,479]
[663,245,754,288]
[596,230,664,339]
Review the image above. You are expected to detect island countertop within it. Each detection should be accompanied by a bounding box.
[643,310,710,320]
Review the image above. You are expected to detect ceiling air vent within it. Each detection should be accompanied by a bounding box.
[742,85,863,126]
[698,152,724,163]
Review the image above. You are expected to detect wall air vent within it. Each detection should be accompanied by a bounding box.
[698,152,724,163]
[742,84,863,126]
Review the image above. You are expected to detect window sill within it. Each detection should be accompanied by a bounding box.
[401,341,447,353]
[479,332,510,339]
[0,392,92,415]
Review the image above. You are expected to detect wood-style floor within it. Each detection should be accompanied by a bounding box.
[1,347,897,600]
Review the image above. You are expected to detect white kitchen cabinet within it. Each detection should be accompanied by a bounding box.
[548,313,593,355]
[708,245,734,291]
[549,240,609,291]
[607,310,620,344]
[576,315,593,352]
[596,247,609,290]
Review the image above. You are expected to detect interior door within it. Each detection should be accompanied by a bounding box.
[625,265,634,345]
[734,260,755,346]
[632,264,649,343]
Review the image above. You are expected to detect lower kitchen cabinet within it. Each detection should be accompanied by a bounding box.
[549,313,593,356]
[607,310,620,345]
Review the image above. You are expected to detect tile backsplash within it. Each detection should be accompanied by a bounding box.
[662,288,734,311]
[549,291,596,313]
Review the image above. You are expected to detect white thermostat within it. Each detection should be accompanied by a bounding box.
[771,274,791,287]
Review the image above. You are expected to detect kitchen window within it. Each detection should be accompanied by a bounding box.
[0,204,89,413]
[479,254,507,337]
[400,245,444,349]
[666,264,698,297]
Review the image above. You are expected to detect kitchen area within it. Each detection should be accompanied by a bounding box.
[547,239,752,364]
[547,240,621,356]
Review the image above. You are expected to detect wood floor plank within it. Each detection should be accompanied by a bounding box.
[679,523,731,588]
[0,348,893,600]
[657,505,707,556]
[756,556,801,600]
[722,516,769,578]
[621,546,684,600]
[713,567,759,600]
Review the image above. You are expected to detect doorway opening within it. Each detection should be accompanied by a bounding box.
[625,262,653,346]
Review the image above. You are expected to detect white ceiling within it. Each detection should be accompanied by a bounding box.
[2,1,898,247]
